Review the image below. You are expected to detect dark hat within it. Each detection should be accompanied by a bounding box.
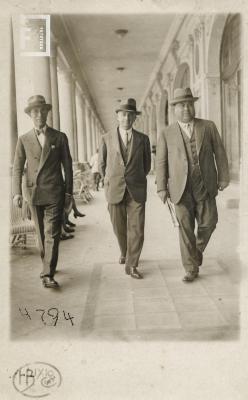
[116,98,141,115]
[24,95,52,114]
[170,87,199,105]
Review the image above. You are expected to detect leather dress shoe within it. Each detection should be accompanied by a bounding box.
[64,225,75,233]
[60,233,74,240]
[67,220,76,227]
[119,256,126,264]
[74,211,86,218]
[42,276,59,288]
[182,271,197,282]
[40,271,57,279]
[130,267,143,279]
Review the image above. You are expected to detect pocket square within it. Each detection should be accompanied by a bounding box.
[51,145,56,149]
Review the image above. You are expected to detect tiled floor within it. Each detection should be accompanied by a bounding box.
[10,176,241,341]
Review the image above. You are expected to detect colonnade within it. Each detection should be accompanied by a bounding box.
[10,21,104,165]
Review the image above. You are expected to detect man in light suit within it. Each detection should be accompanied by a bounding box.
[99,98,151,279]
[12,95,73,288]
[156,88,229,282]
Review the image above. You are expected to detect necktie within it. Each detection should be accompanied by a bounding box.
[124,131,129,148]
[185,123,192,139]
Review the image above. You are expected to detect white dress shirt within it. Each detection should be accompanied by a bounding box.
[178,120,194,139]
[119,127,133,147]
[35,124,47,148]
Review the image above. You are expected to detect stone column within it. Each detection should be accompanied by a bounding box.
[57,60,75,160]
[10,24,18,164]
[71,74,78,163]
[85,104,93,161]
[143,105,149,135]
[49,36,60,130]
[12,16,52,134]
[75,86,88,162]
[91,113,96,154]
[239,16,248,262]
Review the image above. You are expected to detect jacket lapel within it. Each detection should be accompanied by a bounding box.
[112,128,125,166]
[194,118,205,155]
[126,129,142,166]
[38,127,55,172]
[28,129,42,159]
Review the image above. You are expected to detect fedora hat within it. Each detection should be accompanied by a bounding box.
[116,98,141,115]
[170,87,199,105]
[24,95,52,114]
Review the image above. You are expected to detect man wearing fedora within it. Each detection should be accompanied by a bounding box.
[99,98,151,279]
[156,87,229,282]
[12,95,73,288]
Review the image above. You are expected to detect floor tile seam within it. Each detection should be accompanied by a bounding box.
[80,264,102,332]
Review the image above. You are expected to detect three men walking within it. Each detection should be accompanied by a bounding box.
[12,89,229,286]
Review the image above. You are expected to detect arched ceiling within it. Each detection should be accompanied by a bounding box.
[52,14,175,133]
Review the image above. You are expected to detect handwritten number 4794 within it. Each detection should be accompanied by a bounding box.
[18,307,75,326]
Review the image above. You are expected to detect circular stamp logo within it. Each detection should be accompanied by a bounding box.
[12,362,62,398]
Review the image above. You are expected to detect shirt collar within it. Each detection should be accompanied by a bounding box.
[119,127,133,137]
[177,120,194,129]
[35,124,47,135]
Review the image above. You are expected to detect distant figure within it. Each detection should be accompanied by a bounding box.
[12,95,73,288]
[90,149,101,191]
[156,87,229,282]
[99,98,151,279]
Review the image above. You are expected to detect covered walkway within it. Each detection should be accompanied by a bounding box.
[11,176,240,341]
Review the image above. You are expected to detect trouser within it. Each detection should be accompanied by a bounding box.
[108,190,145,268]
[30,199,64,277]
[175,191,218,272]
[93,172,101,190]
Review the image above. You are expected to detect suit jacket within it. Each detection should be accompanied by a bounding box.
[99,128,151,204]
[156,118,230,204]
[12,126,73,205]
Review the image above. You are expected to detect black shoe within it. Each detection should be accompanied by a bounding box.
[67,220,76,227]
[40,271,57,279]
[60,233,74,240]
[119,256,126,264]
[42,276,59,288]
[130,267,143,279]
[64,225,75,233]
[74,211,86,218]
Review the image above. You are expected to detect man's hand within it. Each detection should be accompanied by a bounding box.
[13,194,23,208]
[218,181,229,191]
[158,190,168,203]
[64,193,73,215]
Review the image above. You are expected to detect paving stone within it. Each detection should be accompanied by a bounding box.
[132,286,171,299]
[95,299,134,316]
[136,312,181,330]
[94,315,136,330]
[134,297,176,313]
[179,310,228,329]
[173,296,219,313]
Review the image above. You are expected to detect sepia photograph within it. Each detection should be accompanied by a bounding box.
[1,0,248,399]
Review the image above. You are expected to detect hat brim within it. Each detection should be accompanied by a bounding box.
[170,96,199,105]
[116,108,141,115]
[24,104,52,114]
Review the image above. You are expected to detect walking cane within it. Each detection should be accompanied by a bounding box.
[166,198,179,227]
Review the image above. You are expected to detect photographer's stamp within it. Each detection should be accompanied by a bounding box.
[12,362,62,398]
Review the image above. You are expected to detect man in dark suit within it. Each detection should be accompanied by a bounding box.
[156,88,229,282]
[99,98,151,279]
[12,95,73,288]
